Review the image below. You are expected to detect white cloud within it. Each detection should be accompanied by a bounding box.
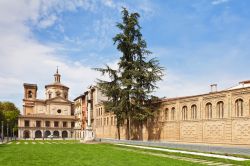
[38,15,58,28]
[0,0,103,111]
[211,0,229,5]
[101,0,116,8]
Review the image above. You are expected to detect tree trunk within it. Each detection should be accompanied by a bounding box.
[117,123,120,140]
[139,120,143,140]
[126,117,130,140]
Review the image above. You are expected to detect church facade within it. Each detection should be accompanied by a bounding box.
[18,69,76,139]
[91,81,250,145]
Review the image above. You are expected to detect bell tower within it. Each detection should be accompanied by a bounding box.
[24,83,37,100]
[23,83,37,115]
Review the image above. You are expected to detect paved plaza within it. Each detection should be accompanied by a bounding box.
[100,138,250,156]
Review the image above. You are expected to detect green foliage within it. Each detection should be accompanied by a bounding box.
[0,101,20,136]
[95,8,164,140]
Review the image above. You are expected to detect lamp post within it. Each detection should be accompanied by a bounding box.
[1,121,3,143]
[6,122,9,142]
[42,119,44,140]
[12,127,15,140]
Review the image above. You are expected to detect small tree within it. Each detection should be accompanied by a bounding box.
[0,101,20,137]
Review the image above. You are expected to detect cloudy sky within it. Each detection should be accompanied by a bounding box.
[0,0,250,110]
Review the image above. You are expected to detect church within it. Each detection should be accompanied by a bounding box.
[18,69,76,139]
[18,68,250,145]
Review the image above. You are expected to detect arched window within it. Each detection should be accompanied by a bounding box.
[165,108,169,121]
[35,130,42,138]
[191,105,197,119]
[62,131,68,138]
[206,103,212,119]
[182,106,188,120]
[235,99,243,117]
[217,101,224,118]
[171,107,175,120]
[56,91,61,97]
[28,90,32,98]
[23,130,30,138]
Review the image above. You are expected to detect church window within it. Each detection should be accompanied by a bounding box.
[171,107,175,120]
[28,90,32,98]
[63,121,67,127]
[206,103,212,119]
[71,122,75,128]
[36,121,41,127]
[191,105,197,119]
[217,101,224,118]
[182,106,188,120]
[235,99,243,117]
[49,93,51,99]
[54,121,59,127]
[56,91,61,97]
[45,121,50,127]
[57,109,61,114]
[165,108,169,121]
[25,120,30,127]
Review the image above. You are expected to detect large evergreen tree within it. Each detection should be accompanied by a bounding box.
[95,8,163,140]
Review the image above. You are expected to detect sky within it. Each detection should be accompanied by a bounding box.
[0,0,250,110]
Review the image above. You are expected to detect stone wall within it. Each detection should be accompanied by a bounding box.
[93,86,250,145]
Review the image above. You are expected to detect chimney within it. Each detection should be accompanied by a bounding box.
[210,84,217,93]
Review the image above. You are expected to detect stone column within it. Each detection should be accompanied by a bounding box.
[18,129,22,139]
[82,89,95,142]
[59,130,62,138]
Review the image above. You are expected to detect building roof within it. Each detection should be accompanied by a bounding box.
[161,80,250,102]
[74,93,86,101]
[45,82,69,89]
[226,80,250,90]
[23,83,37,88]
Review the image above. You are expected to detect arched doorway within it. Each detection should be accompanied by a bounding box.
[44,130,51,138]
[53,131,59,137]
[62,131,68,138]
[35,130,42,138]
[23,130,30,138]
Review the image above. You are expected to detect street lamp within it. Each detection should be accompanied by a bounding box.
[1,121,3,143]
[6,121,9,142]
[12,127,15,140]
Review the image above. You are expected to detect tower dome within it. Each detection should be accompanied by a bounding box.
[45,68,69,100]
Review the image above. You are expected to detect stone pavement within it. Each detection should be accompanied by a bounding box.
[116,144,248,161]
[115,147,237,166]
[99,138,250,156]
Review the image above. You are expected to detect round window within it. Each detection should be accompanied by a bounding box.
[57,109,61,113]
